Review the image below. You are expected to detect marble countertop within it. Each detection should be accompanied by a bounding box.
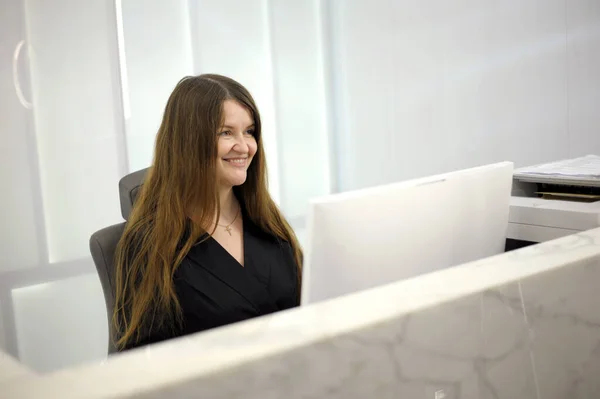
[0,351,33,385]
[4,227,600,398]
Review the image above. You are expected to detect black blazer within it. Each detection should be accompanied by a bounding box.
[123,217,299,350]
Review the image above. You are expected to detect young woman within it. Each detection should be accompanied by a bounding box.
[113,74,302,350]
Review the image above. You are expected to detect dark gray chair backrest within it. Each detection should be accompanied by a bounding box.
[89,168,148,354]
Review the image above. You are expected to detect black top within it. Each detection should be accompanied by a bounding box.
[123,216,299,350]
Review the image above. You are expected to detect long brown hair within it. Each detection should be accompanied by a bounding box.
[113,74,302,349]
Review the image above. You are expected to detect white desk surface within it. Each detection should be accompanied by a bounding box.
[0,352,33,385]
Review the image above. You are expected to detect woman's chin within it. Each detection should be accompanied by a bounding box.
[223,174,247,188]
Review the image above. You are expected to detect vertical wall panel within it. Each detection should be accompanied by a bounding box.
[120,0,194,172]
[330,0,569,191]
[24,0,125,262]
[567,0,600,157]
[0,0,41,271]
[268,0,331,219]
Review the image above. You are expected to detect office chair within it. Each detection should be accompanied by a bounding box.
[89,168,148,354]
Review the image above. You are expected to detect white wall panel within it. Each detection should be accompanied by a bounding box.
[0,0,41,271]
[567,0,600,157]
[120,0,194,172]
[268,0,331,219]
[331,0,570,191]
[24,0,125,262]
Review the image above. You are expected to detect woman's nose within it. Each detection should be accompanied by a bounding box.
[232,133,250,153]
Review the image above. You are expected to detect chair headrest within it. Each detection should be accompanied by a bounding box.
[119,168,148,220]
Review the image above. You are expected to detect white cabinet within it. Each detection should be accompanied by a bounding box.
[24,0,125,263]
[0,0,42,272]
[0,0,126,371]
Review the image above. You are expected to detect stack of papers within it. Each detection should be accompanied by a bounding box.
[515,155,600,181]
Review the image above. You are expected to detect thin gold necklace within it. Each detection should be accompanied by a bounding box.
[216,206,240,236]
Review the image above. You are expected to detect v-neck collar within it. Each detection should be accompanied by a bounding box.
[206,199,252,268]
[206,222,247,268]
[206,193,248,268]
[185,215,269,312]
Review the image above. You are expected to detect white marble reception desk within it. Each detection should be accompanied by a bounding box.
[0,352,33,386]
[4,228,600,398]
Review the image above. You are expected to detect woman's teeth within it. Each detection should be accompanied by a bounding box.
[225,158,246,165]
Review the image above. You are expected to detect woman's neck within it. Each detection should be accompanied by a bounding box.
[218,186,238,221]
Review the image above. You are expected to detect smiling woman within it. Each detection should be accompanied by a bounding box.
[112,74,303,351]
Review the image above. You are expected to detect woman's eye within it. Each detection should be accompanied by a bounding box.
[245,129,255,136]
[218,130,232,136]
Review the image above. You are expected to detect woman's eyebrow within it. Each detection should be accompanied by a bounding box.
[220,124,255,129]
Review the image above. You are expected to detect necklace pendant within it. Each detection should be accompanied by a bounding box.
[225,225,232,236]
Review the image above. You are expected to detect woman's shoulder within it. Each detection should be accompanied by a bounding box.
[243,214,271,238]
[245,216,293,252]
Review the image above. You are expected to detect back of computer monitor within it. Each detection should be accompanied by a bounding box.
[301,161,514,305]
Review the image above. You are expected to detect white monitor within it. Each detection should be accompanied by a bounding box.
[301,161,514,305]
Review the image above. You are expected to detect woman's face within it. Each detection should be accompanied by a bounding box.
[216,99,258,189]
